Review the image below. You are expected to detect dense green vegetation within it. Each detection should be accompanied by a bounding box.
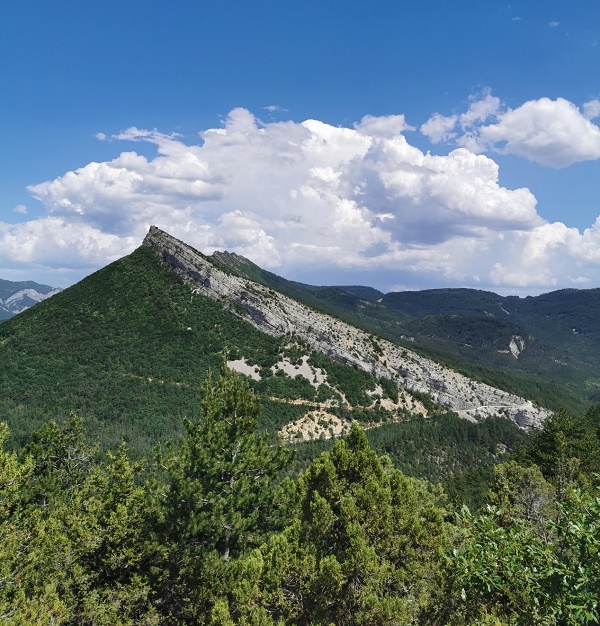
[0,244,542,495]
[1,366,599,624]
[0,246,400,456]
[5,240,600,621]
[285,411,525,510]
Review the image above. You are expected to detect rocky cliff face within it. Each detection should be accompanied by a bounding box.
[143,226,550,429]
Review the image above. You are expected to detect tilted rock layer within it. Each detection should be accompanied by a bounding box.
[143,226,550,429]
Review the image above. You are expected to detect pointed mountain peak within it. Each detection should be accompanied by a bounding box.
[143,225,205,257]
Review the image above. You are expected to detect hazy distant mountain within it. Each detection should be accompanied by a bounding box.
[0,279,62,320]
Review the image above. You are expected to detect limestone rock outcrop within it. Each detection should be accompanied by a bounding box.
[144,226,550,429]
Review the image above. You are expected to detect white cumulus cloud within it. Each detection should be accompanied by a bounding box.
[0,217,135,267]
[419,113,458,144]
[421,91,500,146]
[423,95,600,168]
[583,99,600,120]
[476,98,600,167]
[3,104,600,292]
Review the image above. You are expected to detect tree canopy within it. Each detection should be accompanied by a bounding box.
[1,367,599,624]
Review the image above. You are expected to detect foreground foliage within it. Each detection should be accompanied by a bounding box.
[1,368,599,624]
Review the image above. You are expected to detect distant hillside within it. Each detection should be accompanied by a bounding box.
[379,287,600,409]
[0,279,61,320]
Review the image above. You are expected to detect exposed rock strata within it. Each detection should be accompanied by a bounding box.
[144,226,550,429]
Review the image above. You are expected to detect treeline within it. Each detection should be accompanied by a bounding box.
[1,367,600,624]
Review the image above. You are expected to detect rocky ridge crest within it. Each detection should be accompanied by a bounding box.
[143,226,550,429]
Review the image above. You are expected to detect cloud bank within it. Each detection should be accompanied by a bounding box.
[3,99,600,292]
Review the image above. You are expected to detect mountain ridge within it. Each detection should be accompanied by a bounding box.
[0,279,62,320]
[204,245,597,412]
[143,226,550,428]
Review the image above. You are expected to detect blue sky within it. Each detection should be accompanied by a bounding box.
[2,0,600,294]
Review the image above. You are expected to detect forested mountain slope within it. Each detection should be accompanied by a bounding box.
[1,244,397,453]
[0,227,549,461]
[143,226,548,428]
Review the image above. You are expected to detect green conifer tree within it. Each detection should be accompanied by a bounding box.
[258,424,448,625]
[150,362,291,622]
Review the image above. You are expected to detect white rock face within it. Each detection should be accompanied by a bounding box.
[227,358,261,381]
[498,335,526,359]
[271,356,328,389]
[0,287,62,316]
[144,226,550,430]
[509,335,525,359]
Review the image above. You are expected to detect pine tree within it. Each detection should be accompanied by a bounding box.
[150,362,292,622]
[258,424,448,625]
